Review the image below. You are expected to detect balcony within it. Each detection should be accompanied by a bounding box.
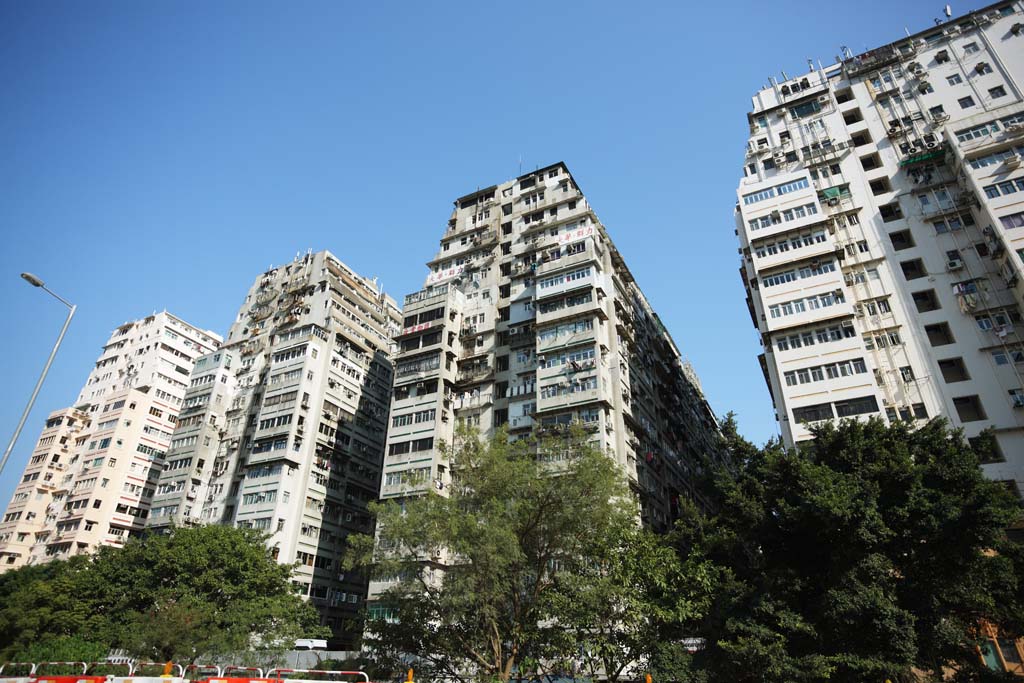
[801,139,850,164]
[536,270,606,302]
[396,318,441,340]
[919,193,977,219]
[433,230,498,264]
[404,285,450,309]
[537,326,598,353]
[456,365,493,385]
[764,295,854,334]
[453,391,494,409]
[752,239,838,273]
[535,240,602,278]
[509,414,534,430]
[538,386,603,411]
[843,44,901,76]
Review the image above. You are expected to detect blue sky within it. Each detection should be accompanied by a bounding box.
[0,0,979,503]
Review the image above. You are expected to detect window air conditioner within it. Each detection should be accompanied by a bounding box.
[946,259,964,271]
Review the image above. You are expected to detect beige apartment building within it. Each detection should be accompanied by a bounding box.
[367,162,725,615]
[735,3,1024,490]
[147,250,402,648]
[0,312,221,569]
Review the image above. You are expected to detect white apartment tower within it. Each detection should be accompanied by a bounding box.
[368,163,724,614]
[0,313,221,569]
[147,251,401,648]
[735,2,1024,493]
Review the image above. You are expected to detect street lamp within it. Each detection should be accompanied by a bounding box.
[0,273,77,477]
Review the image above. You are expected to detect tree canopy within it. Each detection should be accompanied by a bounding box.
[347,426,706,682]
[680,417,1024,683]
[0,525,325,663]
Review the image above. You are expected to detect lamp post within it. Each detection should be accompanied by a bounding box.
[0,273,76,477]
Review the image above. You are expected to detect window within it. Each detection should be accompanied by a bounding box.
[743,187,775,205]
[792,402,834,424]
[879,203,903,222]
[947,73,963,85]
[985,179,1024,198]
[889,229,915,251]
[1000,211,1024,229]
[938,357,970,383]
[952,395,987,422]
[776,178,810,195]
[968,435,1005,464]
[851,132,872,147]
[925,322,955,346]
[975,62,993,75]
[989,86,1007,99]
[912,290,940,313]
[956,121,999,143]
[991,346,1024,366]
[834,395,879,418]
[958,96,976,109]
[963,42,979,54]
[900,259,926,280]
[869,178,892,195]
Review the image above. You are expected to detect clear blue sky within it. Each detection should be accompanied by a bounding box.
[0,0,978,503]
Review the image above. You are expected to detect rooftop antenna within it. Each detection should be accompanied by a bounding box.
[518,154,523,175]
[781,70,788,80]
[807,58,814,72]
[945,4,952,18]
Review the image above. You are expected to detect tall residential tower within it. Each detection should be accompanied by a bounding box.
[735,3,1024,492]
[368,162,725,611]
[147,250,401,647]
[0,313,220,569]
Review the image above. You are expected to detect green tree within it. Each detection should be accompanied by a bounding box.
[0,525,326,663]
[682,418,1023,683]
[346,426,640,682]
[546,522,720,683]
[8,635,109,664]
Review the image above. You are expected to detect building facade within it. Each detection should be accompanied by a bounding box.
[735,2,1024,495]
[0,313,221,569]
[146,250,401,646]
[368,162,724,610]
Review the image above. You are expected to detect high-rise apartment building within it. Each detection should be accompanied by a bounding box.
[368,162,724,610]
[735,3,1024,492]
[0,313,221,569]
[147,251,401,646]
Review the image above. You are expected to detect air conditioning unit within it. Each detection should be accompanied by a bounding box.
[416,382,425,389]
[817,95,830,104]
[853,303,865,316]
[1005,122,1024,133]
[947,258,964,271]
[1005,155,1023,169]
